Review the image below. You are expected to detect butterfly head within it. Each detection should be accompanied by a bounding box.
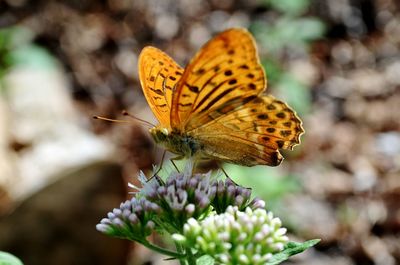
[149,126,170,144]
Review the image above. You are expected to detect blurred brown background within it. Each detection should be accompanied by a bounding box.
[0,0,399,264]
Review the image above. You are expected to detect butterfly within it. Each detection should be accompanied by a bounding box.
[138,28,303,167]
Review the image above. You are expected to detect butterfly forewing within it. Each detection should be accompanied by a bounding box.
[138,47,184,128]
[170,28,266,130]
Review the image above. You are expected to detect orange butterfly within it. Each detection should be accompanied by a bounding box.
[138,28,303,167]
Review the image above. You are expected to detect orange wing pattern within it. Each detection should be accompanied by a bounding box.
[192,96,304,166]
[139,28,304,167]
[138,47,184,128]
[170,28,266,131]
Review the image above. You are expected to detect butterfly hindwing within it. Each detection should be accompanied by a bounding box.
[170,28,266,131]
[194,130,284,166]
[191,96,304,166]
[138,47,184,128]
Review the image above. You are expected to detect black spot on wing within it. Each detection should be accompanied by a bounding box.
[228,79,237,85]
[283,121,292,127]
[276,140,284,148]
[257,114,268,120]
[248,83,256,90]
[280,130,292,137]
[186,83,199,93]
[150,87,164,96]
[179,103,193,107]
[224,70,233,76]
[276,112,286,119]
[196,68,205,75]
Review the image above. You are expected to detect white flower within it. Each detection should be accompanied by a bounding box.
[173,206,289,265]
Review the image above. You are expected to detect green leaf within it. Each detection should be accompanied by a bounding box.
[274,73,311,115]
[267,0,310,15]
[262,59,283,85]
[0,26,34,49]
[295,18,326,41]
[267,239,320,265]
[252,17,325,55]
[10,44,57,70]
[196,255,214,265]
[225,165,301,202]
[0,251,24,265]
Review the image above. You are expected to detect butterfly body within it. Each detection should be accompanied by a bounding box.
[150,127,201,157]
[150,126,268,166]
[139,28,304,167]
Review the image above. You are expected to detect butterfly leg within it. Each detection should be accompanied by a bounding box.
[217,162,239,185]
[170,155,185,173]
[220,164,230,178]
[149,153,183,183]
[151,149,167,179]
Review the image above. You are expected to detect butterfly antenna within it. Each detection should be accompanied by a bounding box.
[93,116,134,124]
[121,110,155,128]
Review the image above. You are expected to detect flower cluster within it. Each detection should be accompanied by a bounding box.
[95,163,317,264]
[173,206,289,265]
[96,197,159,241]
[126,164,263,233]
[212,178,264,213]
[140,170,216,232]
[97,165,276,240]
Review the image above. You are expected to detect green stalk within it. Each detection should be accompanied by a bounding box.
[174,242,187,265]
[185,247,197,265]
[137,239,186,260]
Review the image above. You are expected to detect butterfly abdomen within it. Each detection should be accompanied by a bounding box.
[149,127,201,157]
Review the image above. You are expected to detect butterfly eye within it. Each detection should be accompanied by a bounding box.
[161,128,169,135]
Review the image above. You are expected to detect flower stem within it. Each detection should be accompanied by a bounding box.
[174,242,187,265]
[137,239,185,259]
[185,247,197,265]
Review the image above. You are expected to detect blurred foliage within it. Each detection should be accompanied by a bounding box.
[267,239,320,265]
[196,255,214,265]
[0,26,56,84]
[252,0,325,115]
[275,73,311,114]
[252,18,325,54]
[0,28,15,81]
[0,251,24,265]
[227,165,302,208]
[261,0,311,16]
